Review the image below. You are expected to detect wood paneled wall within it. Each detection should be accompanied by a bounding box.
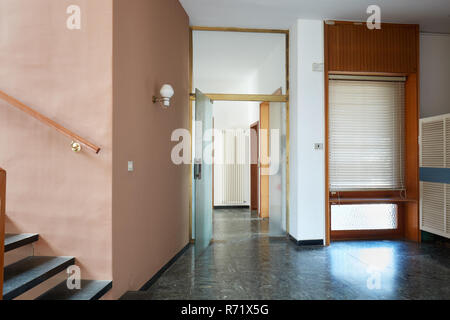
[326,22,419,74]
[324,21,421,243]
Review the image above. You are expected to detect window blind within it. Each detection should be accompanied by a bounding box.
[329,79,405,191]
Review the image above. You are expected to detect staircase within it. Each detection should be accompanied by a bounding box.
[0,88,111,300]
[3,233,112,300]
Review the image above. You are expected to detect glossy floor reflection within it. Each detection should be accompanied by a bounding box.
[121,208,450,300]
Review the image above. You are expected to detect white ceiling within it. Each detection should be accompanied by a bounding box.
[179,0,450,33]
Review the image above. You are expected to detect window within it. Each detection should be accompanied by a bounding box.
[331,204,398,231]
[329,77,405,191]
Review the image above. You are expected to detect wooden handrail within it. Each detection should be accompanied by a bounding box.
[0,168,6,300]
[0,90,101,154]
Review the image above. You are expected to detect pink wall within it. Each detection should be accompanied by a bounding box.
[0,0,113,281]
[0,0,189,299]
[112,0,190,298]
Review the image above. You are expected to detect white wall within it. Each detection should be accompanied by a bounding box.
[288,21,299,238]
[214,101,259,129]
[250,39,287,94]
[193,30,286,94]
[420,33,450,118]
[289,19,326,242]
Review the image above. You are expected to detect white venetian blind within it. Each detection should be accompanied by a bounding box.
[329,78,405,191]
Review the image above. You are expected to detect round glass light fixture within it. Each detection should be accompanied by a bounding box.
[153,84,174,108]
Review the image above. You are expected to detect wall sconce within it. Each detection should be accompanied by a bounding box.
[153,84,174,108]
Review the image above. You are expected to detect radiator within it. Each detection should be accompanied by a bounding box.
[214,129,247,206]
[420,114,450,239]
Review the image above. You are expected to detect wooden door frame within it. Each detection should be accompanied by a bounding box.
[189,26,290,240]
[250,121,260,215]
[259,102,270,219]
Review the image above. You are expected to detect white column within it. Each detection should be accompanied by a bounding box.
[289,19,326,242]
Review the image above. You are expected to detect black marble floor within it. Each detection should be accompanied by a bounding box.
[122,208,450,300]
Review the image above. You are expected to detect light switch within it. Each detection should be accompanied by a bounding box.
[314,143,324,150]
[312,63,324,72]
[128,161,134,172]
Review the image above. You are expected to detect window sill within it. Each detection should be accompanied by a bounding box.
[329,197,418,205]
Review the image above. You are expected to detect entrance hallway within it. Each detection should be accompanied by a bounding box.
[121,209,450,300]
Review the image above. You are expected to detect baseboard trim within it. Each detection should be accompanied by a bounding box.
[289,235,324,246]
[214,205,250,209]
[139,243,191,291]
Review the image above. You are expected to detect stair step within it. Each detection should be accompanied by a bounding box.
[36,280,112,300]
[3,256,75,300]
[4,234,39,252]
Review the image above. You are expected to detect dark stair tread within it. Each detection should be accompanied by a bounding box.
[4,234,39,252]
[3,256,75,300]
[120,291,147,300]
[37,280,112,300]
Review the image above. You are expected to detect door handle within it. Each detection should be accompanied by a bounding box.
[194,163,202,180]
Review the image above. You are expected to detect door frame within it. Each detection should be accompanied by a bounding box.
[189,26,290,241]
[259,102,270,219]
[250,121,260,215]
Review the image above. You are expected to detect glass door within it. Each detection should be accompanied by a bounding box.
[268,101,287,235]
[194,89,213,255]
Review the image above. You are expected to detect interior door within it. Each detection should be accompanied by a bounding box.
[194,89,213,255]
[250,123,259,213]
[259,100,287,235]
[268,101,287,235]
[259,102,270,219]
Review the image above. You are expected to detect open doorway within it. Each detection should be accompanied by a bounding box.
[211,100,264,242]
[212,101,258,210]
[190,28,289,252]
[192,96,287,249]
